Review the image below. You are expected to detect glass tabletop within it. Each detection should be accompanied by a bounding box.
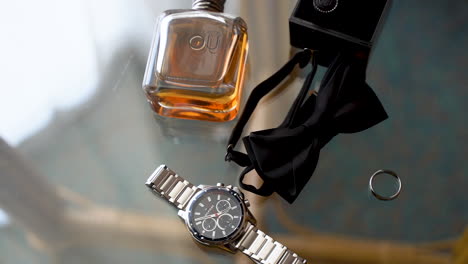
[1,0,467,263]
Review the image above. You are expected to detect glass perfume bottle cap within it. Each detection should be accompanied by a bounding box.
[192,0,226,12]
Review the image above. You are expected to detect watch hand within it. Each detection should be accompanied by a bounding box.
[219,206,231,215]
[205,205,214,216]
[211,207,231,219]
[195,206,232,221]
[195,205,216,221]
[195,213,218,221]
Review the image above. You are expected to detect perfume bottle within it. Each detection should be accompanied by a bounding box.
[143,0,248,122]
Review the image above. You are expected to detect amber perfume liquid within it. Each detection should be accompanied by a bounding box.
[143,2,248,122]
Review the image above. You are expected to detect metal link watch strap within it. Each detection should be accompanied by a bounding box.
[145,165,199,210]
[235,222,307,264]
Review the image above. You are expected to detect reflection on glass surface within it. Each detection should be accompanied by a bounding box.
[0,0,100,146]
[0,209,10,227]
[152,114,235,143]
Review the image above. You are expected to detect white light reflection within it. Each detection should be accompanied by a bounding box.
[0,209,10,227]
[0,0,101,146]
[0,0,158,146]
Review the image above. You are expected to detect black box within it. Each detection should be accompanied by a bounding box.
[289,0,392,66]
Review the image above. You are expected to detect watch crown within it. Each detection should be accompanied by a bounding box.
[244,199,250,207]
[216,183,225,187]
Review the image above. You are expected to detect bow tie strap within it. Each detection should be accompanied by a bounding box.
[238,165,275,196]
[226,51,319,197]
[226,49,313,164]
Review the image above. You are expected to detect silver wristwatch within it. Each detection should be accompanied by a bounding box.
[145,165,308,264]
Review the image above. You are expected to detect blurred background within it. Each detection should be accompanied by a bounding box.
[0,0,467,263]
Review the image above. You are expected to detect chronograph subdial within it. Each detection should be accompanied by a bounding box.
[201,218,217,231]
[216,213,234,230]
[216,199,231,212]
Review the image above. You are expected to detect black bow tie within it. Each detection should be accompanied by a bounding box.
[226,50,388,203]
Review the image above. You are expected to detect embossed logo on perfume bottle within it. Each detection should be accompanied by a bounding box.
[189,35,205,50]
[188,31,221,53]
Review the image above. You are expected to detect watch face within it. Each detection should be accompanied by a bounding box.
[188,188,244,242]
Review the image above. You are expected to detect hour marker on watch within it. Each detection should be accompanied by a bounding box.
[212,231,216,237]
[199,203,205,207]
[231,225,235,228]
[233,216,239,219]
[207,197,211,202]
[222,230,226,236]
[195,212,201,215]
[196,222,201,225]
[217,194,220,200]
[231,206,237,209]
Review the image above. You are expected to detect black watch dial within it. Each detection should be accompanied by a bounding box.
[189,188,243,241]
